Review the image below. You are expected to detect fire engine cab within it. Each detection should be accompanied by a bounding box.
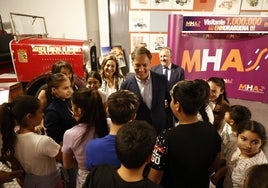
[0,13,97,96]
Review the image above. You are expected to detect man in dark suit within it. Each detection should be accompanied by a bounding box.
[151,47,185,89]
[120,47,173,133]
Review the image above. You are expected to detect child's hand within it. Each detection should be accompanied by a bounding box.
[0,170,24,184]
[210,172,220,185]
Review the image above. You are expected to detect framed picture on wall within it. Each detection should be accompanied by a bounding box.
[214,0,242,14]
[193,0,215,11]
[129,11,150,32]
[110,46,127,68]
[129,33,150,53]
[149,33,167,52]
[261,0,268,10]
[241,0,263,10]
[101,46,127,68]
[150,0,172,9]
[130,0,150,9]
[100,46,112,57]
[172,0,194,10]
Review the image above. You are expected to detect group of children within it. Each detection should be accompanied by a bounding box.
[0,56,267,188]
[207,77,267,188]
[0,58,151,188]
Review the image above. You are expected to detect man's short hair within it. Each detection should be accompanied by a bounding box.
[116,120,156,169]
[170,80,208,115]
[107,90,140,124]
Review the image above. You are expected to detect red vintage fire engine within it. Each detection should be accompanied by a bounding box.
[0,13,97,96]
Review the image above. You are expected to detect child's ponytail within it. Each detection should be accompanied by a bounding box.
[0,95,40,163]
[0,102,17,163]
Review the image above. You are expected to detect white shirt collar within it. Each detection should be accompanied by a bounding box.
[135,72,151,84]
[163,64,171,70]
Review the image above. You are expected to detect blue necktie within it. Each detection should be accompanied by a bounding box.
[164,67,168,78]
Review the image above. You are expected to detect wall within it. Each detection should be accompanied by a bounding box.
[109,0,130,73]
[0,0,88,39]
[0,0,111,58]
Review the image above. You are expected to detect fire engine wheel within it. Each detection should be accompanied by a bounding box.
[25,74,85,96]
[25,77,48,96]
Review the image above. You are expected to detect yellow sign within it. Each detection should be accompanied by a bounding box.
[17,49,28,63]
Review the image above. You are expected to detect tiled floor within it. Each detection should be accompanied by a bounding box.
[229,98,268,157]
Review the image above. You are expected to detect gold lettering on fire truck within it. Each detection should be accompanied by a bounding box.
[17,49,28,63]
[32,46,81,55]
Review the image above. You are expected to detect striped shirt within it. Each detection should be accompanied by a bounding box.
[224,148,268,188]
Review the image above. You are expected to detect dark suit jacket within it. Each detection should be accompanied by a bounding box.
[120,71,172,133]
[151,63,185,89]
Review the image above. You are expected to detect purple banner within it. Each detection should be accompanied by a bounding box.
[168,14,268,103]
[183,16,268,33]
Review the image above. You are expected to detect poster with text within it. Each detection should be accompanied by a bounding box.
[168,15,268,103]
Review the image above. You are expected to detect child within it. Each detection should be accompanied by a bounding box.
[0,126,24,187]
[85,71,107,105]
[207,77,230,132]
[195,79,214,124]
[62,88,109,188]
[83,120,160,188]
[244,164,268,188]
[38,60,84,111]
[85,90,140,171]
[221,105,252,162]
[44,73,76,144]
[0,95,61,188]
[148,80,222,188]
[223,120,268,188]
[44,73,77,188]
[211,105,252,187]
